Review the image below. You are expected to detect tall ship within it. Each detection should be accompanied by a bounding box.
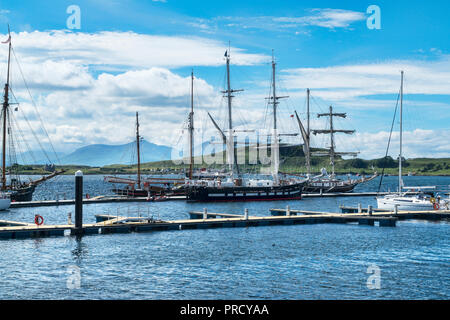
[185,50,308,202]
[294,90,377,193]
[1,27,64,201]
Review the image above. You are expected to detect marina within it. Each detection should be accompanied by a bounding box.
[1,174,449,300]
[0,173,448,240]
[5,191,413,208]
[0,0,449,303]
[2,203,449,240]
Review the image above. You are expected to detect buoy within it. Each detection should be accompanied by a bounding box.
[433,203,440,210]
[34,215,44,226]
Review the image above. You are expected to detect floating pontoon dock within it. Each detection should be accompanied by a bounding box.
[8,192,403,208]
[1,207,449,240]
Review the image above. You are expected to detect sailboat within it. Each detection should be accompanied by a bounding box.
[185,50,307,202]
[294,90,377,193]
[1,27,64,202]
[104,112,185,197]
[376,71,449,211]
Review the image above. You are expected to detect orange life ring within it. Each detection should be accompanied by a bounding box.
[34,215,44,226]
[433,203,440,210]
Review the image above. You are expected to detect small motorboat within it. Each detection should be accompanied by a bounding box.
[0,192,11,211]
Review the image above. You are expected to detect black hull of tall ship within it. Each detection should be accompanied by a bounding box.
[10,185,36,202]
[186,183,305,202]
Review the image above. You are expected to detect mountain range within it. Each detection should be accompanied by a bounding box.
[10,140,173,167]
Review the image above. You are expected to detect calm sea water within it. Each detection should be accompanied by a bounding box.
[0,175,449,300]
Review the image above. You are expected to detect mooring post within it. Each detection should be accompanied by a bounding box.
[286,205,291,216]
[74,170,83,235]
[358,203,362,213]
[244,208,249,220]
[368,205,373,216]
[203,208,207,219]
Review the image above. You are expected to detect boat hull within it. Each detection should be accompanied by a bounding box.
[376,197,436,211]
[303,183,356,193]
[10,185,35,202]
[112,187,185,197]
[112,188,150,197]
[186,183,305,202]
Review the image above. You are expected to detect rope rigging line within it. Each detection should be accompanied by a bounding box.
[11,46,61,165]
[9,87,53,164]
[9,110,34,166]
[377,89,401,194]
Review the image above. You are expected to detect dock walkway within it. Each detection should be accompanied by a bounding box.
[2,208,448,241]
[8,192,396,208]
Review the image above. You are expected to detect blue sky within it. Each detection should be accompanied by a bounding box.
[0,0,449,159]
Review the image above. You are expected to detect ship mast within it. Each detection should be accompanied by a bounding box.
[313,106,357,177]
[136,111,141,188]
[293,89,311,175]
[221,48,242,178]
[305,88,311,175]
[2,27,11,191]
[267,51,287,185]
[399,71,404,194]
[188,70,194,180]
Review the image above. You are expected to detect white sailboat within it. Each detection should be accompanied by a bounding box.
[376,71,449,211]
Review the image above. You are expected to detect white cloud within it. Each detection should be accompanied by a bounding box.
[337,129,450,160]
[1,29,448,160]
[1,30,268,71]
[280,56,450,101]
[0,30,270,153]
[188,8,365,34]
[273,8,365,29]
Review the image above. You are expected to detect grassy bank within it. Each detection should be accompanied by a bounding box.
[11,155,450,176]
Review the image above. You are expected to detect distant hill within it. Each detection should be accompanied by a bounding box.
[59,140,172,167]
[2,150,66,166]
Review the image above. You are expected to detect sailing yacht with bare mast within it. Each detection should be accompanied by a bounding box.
[376,71,449,210]
[104,112,184,197]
